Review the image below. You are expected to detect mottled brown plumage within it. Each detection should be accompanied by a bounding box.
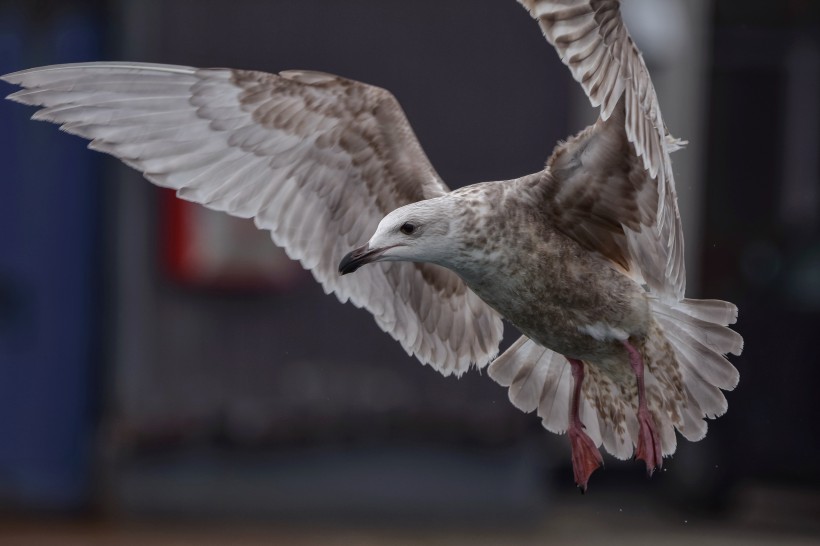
[3,0,742,490]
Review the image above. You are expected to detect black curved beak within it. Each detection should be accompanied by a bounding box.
[338,244,384,275]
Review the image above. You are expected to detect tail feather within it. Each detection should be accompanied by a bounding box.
[663,326,739,390]
[489,337,567,429]
[488,297,742,462]
[668,298,738,326]
[678,388,708,441]
[685,372,729,419]
[490,336,546,413]
[580,395,603,448]
[654,305,743,356]
[652,297,740,419]
[489,337,636,460]
[536,351,573,434]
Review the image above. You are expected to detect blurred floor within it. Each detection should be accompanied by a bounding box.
[0,483,817,546]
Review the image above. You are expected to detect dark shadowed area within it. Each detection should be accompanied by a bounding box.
[0,0,818,544]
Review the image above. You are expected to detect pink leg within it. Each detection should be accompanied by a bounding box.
[622,340,662,475]
[567,358,603,492]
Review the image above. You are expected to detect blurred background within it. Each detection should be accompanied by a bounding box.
[0,0,819,544]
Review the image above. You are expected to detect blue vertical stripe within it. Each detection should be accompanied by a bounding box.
[0,5,102,510]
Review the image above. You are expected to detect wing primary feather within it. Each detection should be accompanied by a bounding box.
[4,61,504,375]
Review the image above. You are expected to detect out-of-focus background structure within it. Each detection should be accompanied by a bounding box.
[0,0,818,544]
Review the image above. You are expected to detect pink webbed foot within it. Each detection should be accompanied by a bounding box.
[566,358,603,492]
[635,407,662,475]
[569,424,604,492]
[622,339,663,476]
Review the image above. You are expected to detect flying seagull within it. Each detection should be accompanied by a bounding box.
[3,0,742,491]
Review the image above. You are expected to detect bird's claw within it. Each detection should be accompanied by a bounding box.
[635,409,662,476]
[569,425,604,492]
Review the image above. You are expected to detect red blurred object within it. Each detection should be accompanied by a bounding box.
[161,190,304,290]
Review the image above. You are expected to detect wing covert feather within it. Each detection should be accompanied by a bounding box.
[518,0,685,300]
[3,62,503,375]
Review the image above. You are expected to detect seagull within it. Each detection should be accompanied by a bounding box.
[2,0,742,491]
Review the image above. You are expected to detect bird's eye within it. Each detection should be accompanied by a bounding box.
[400,222,417,235]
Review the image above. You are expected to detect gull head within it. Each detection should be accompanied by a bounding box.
[338,197,454,275]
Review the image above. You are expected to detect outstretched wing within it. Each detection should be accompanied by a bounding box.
[518,0,685,300]
[3,62,503,375]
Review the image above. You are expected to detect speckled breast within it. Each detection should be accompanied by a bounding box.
[459,225,652,369]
